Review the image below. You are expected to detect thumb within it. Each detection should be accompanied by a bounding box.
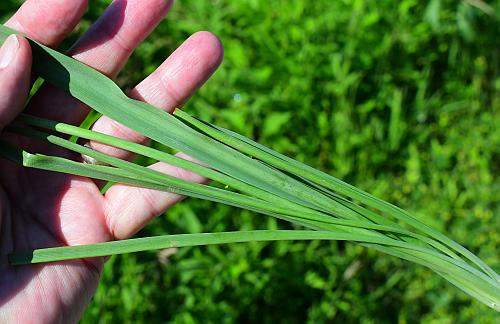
[0,34,32,131]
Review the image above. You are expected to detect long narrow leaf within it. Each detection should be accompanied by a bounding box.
[8,230,412,264]
[10,125,464,249]
[173,109,499,281]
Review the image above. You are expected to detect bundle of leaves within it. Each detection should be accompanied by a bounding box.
[0,23,498,315]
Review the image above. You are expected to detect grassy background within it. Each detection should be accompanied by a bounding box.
[2,0,500,322]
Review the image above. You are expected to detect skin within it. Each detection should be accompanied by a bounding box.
[0,0,223,322]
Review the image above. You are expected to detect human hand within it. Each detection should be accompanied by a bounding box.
[0,0,223,322]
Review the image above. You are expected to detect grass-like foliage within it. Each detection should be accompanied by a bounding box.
[0,23,498,312]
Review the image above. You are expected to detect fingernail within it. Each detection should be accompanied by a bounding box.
[0,35,20,69]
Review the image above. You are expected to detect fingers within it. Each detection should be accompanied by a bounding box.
[5,0,88,47]
[97,31,223,240]
[131,31,224,110]
[0,35,32,131]
[103,154,206,240]
[26,0,173,124]
[89,31,224,160]
[2,0,87,128]
[68,0,173,78]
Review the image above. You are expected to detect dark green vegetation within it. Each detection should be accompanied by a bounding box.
[2,0,499,322]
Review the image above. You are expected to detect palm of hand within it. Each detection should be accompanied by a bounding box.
[0,0,222,321]
[0,154,106,322]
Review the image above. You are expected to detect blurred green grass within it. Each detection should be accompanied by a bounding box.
[2,0,500,322]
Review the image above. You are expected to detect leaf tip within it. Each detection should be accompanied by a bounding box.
[22,151,34,167]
